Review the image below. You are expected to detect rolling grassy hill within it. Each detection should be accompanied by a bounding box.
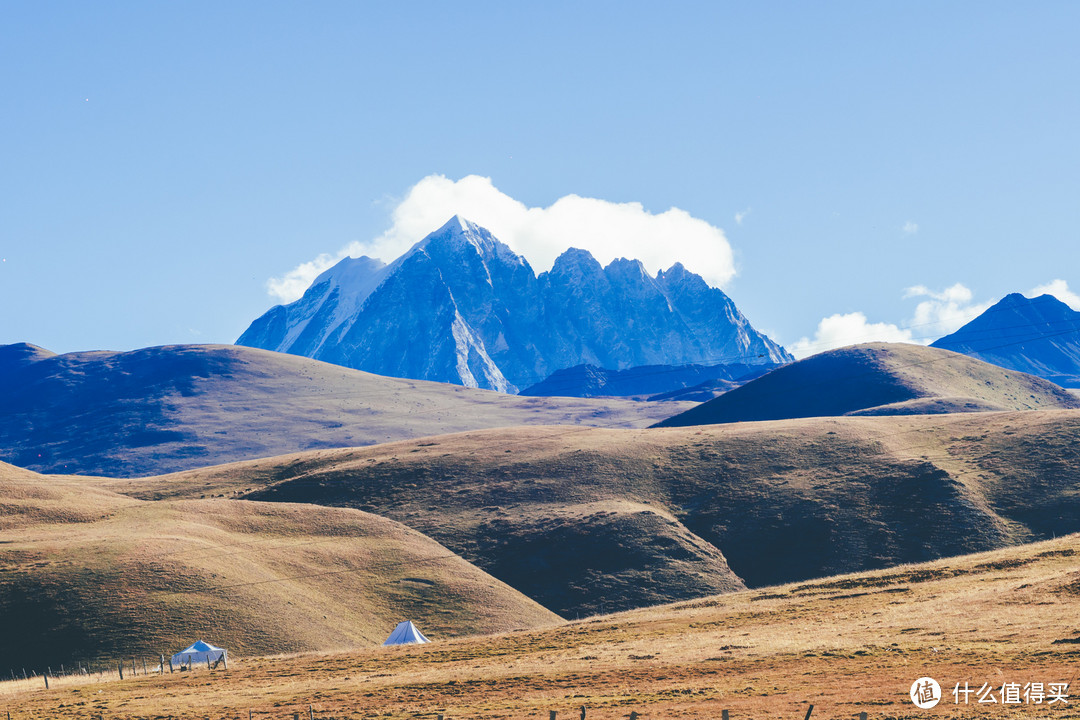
[5,531,1078,720]
[0,461,559,670]
[100,409,1080,617]
[656,342,1080,427]
[0,343,693,477]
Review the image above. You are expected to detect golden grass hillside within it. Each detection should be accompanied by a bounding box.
[656,342,1080,427]
[0,343,694,477]
[0,462,559,671]
[5,533,1079,719]
[100,409,1080,618]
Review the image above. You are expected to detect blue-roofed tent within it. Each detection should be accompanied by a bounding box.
[171,640,227,667]
[383,620,429,645]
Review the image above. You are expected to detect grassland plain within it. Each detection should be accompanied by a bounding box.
[0,461,559,670]
[3,534,1079,719]
[99,409,1080,616]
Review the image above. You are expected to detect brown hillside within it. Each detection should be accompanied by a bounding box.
[656,342,1080,427]
[102,409,1080,617]
[0,462,559,670]
[5,533,1079,720]
[0,343,693,477]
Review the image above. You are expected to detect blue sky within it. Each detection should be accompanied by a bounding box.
[2,2,1078,357]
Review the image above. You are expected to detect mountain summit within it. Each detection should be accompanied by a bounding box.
[931,293,1080,388]
[238,217,791,391]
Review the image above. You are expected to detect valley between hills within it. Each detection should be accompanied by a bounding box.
[3,317,1080,717]
[4,531,1079,719]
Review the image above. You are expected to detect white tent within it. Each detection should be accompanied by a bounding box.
[170,640,227,668]
[383,620,430,645]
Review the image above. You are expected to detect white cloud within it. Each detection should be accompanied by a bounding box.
[902,220,919,234]
[903,283,992,340]
[267,174,735,303]
[789,283,992,359]
[735,207,751,225]
[789,312,913,359]
[266,252,340,304]
[1030,279,1080,311]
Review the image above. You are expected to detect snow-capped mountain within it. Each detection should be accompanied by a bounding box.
[238,216,792,391]
[931,293,1080,388]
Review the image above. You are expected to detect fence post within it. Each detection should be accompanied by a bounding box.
[804,705,814,720]
[550,712,557,720]
[44,673,49,690]
[118,662,123,680]
[168,655,173,674]
[580,706,586,720]
[723,711,729,720]
[131,659,136,677]
[309,705,314,720]
[160,655,165,675]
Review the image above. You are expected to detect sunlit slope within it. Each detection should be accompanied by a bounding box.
[0,462,560,670]
[6,532,1080,720]
[0,342,692,477]
[656,342,1080,427]
[103,410,1080,616]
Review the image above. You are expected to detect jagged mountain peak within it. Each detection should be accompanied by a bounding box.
[657,262,694,284]
[544,249,604,286]
[931,291,1080,388]
[239,219,791,391]
[419,215,495,251]
[313,255,387,289]
[605,257,651,279]
[412,215,528,271]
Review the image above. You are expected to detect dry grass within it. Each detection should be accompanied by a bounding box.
[0,462,559,671]
[93,410,1080,617]
[3,534,1079,719]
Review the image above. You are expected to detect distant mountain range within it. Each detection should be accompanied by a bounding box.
[931,292,1080,388]
[0,343,692,477]
[238,216,791,392]
[519,361,779,398]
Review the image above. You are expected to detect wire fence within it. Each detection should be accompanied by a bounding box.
[0,650,226,696]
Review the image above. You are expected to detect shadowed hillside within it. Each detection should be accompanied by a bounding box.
[655,342,1080,427]
[0,462,559,670]
[0,343,692,477]
[102,410,1080,616]
[6,529,1079,720]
